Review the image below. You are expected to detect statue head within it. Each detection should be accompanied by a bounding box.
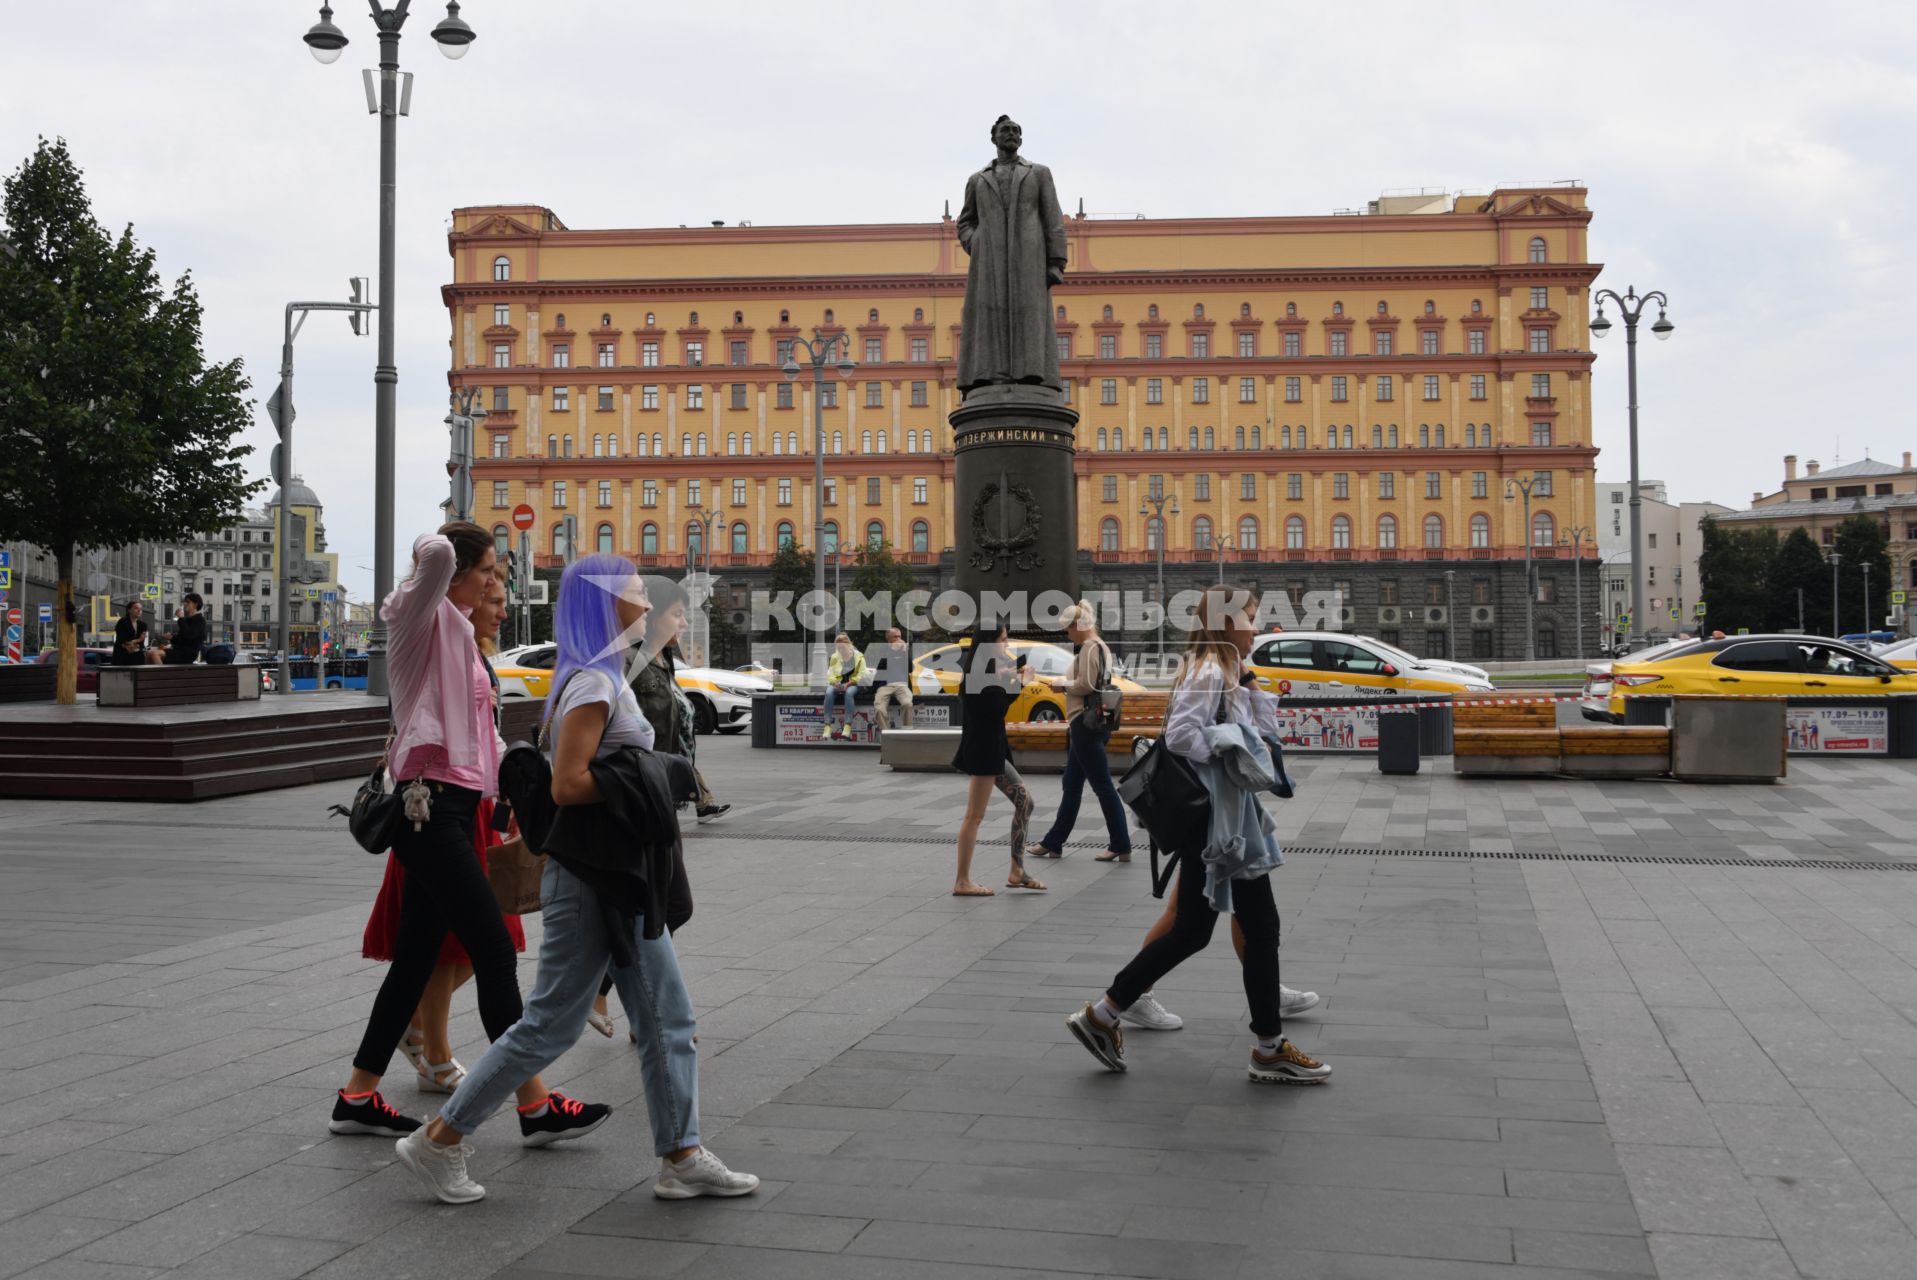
[990,115,1022,154]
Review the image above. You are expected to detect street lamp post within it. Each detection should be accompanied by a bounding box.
[1862,561,1872,642]
[1563,525,1591,660]
[445,385,487,521]
[1212,532,1236,585]
[1829,550,1842,638]
[686,501,723,666]
[1140,490,1180,663]
[302,0,477,698]
[781,334,856,686]
[1505,476,1542,662]
[1590,285,1675,650]
[1443,570,1456,660]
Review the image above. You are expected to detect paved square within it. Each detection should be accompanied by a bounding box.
[2,738,1915,1278]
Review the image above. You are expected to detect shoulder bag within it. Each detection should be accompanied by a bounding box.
[1117,683,1230,898]
[1087,640,1123,733]
[331,726,419,855]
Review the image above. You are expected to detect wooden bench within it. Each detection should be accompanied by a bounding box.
[1560,725,1672,778]
[97,664,261,708]
[1453,727,1561,776]
[1454,701,1557,730]
[0,664,57,704]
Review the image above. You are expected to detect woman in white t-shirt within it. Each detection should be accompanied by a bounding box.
[397,557,758,1206]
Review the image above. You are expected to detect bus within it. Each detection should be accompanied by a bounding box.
[286,656,369,691]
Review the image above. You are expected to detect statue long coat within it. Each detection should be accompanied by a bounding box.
[955,156,1067,394]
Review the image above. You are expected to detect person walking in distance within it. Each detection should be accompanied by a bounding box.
[1026,600,1130,863]
[395,556,758,1205]
[951,622,1044,896]
[871,627,915,733]
[329,523,606,1142]
[160,593,208,665]
[111,599,151,665]
[1066,586,1330,1084]
[821,633,865,739]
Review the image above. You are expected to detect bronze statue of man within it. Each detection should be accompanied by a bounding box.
[956,115,1067,397]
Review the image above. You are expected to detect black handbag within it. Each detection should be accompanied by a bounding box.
[334,758,408,855]
[1116,685,1229,897]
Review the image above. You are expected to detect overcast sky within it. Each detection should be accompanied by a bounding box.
[4,1,1913,603]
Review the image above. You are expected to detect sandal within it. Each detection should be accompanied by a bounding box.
[416,1058,467,1094]
[399,1028,429,1073]
[953,883,996,897]
[586,1009,615,1038]
[1006,873,1048,892]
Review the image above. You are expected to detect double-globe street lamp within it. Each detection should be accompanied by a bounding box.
[1590,286,1674,651]
[1562,524,1591,660]
[1140,490,1180,664]
[1505,475,1543,662]
[302,0,477,697]
[781,335,856,685]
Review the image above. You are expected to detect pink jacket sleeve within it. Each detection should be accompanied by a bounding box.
[382,534,455,639]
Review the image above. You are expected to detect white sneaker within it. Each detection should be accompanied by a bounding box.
[395,1129,485,1204]
[1117,992,1184,1031]
[1280,986,1321,1016]
[654,1147,760,1199]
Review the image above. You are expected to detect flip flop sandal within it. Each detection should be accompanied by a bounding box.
[1006,874,1048,892]
[952,884,997,897]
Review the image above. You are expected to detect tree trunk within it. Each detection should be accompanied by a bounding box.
[54,544,76,705]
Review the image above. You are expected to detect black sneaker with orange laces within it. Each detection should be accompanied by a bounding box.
[518,1090,612,1147]
[329,1089,422,1137]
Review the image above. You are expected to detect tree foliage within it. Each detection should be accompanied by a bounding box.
[1831,513,1892,638]
[1695,519,1775,636]
[1769,528,1828,634]
[0,138,258,699]
[845,540,920,651]
[762,543,815,644]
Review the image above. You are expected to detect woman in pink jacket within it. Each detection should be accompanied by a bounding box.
[328,523,605,1147]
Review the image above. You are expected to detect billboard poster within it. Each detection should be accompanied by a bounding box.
[1786,706,1888,755]
[775,702,950,744]
[1274,705,1379,751]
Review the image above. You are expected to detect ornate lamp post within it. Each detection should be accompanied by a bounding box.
[1562,524,1591,660]
[781,334,856,685]
[1590,285,1674,649]
[302,0,478,696]
[1140,490,1180,663]
[1505,475,1543,662]
[686,500,724,666]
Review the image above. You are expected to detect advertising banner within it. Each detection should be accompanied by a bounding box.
[1786,706,1889,755]
[1273,705,1380,752]
[774,701,951,745]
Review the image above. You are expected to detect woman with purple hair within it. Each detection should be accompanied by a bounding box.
[398,555,758,1206]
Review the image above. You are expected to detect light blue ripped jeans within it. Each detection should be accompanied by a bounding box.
[438,859,699,1157]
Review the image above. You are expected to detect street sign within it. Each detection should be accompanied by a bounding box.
[0,550,10,568]
[266,385,295,432]
[1669,607,1679,621]
[143,582,160,600]
[4,625,19,665]
[1693,601,1707,618]
[302,587,321,601]
[511,503,536,532]
[86,570,109,593]
[1619,611,1632,629]
[1737,627,1751,635]
[321,591,338,603]
[37,604,51,621]
[0,568,9,590]
[1895,590,1909,606]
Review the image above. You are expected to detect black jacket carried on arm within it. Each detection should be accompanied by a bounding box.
[541,745,696,963]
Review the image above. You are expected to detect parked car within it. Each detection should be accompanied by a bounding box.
[911,639,1148,721]
[490,643,769,733]
[35,647,114,694]
[1246,631,1496,699]
[1602,634,1917,720]
[1578,636,1704,721]
[1875,635,1917,670]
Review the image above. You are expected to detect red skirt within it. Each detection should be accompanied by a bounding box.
[361,796,527,964]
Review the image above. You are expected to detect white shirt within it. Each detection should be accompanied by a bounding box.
[547,668,655,759]
[1246,684,1282,742]
[1162,658,1259,763]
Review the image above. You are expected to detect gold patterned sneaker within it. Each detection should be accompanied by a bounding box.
[1066,1004,1127,1073]
[1248,1039,1331,1085]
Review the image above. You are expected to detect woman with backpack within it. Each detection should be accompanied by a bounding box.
[395,556,756,1205]
[1067,586,1330,1085]
[1025,600,1131,864]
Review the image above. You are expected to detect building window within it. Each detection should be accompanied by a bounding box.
[1332,472,1349,499]
[728,339,748,367]
[1467,330,1486,356]
[1375,330,1393,357]
[491,343,509,369]
[1423,374,1440,401]
[492,255,510,281]
[821,521,839,554]
[909,336,929,363]
[1235,331,1255,358]
[596,479,612,508]
[686,385,704,411]
[1144,515,1163,552]
[1284,515,1305,550]
[552,386,569,413]
[1280,331,1300,358]
[1330,331,1348,357]
[731,479,747,507]
[1231,377,1253,404]
[687,479,702,507]
[1193,515,1214,551]
[1378,472,1395,499]
[1193,473,1212,502]
[1099,517,1120,552]
[864,337,883,364]
[595,342,614,369]
[1377,375,1393,402]
[1528,236,1547,264]
[492,481,509,507]
[775,383,793,410]
[1530,286,1549,310]
[1421,330,1439,356]
[1469,374,1486,400]
[1535,470,1554,497]
[1423,513,1444,548]
[1284,376,1301,402]
[1101,379,1118,405]
[1239,473,1256,501]
[1285,473,1303,501]
[1146,378,1163,405]
[553,481,568,509]
[1425,471,1442,499]
[864,520,884,548]
[685,341,704,367]
[640,341,659,367]
[1328,376,1346,402]
[591,385,610,412]
[862,477,880,507]
[1145,333,1163,359]
[1331,515,1352,549]
[642,480,657,506]
[1470,513,1491,548]
[1531,421,1553,446]
[641,385,659,411]
[774,520,794,550]
[492,434,508,458]
[552,343,570,369]
[819,383,837,409]
[1239,515,1259,550]
[1098,333,1118,359]
[1528,328,1551,354]
[1377,514,1398,549]
[1192,377,1209,404]
[1471,471,1488,499]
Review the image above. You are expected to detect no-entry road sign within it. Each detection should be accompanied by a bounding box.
[511,504,536,531]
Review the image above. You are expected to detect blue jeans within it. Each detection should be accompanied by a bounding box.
[1038,714,1131,854]
[822,683,858,725]
[439,860,700,1157]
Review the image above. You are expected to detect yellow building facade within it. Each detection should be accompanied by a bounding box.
[449,187,1601,657]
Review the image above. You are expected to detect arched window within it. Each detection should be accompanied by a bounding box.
[492,255,510,281]
[1100,517,1120,552]
[1250,426,1261,449]
[641,523,658,556]
[1281,426,1292,449]
[772,433,783,455]
[822,521,839,554]
[1424,300,1435,315]
[778,309,788,323]
[1332,301,1344,316]
[1342,426,1353,449]
[1419,425,1430,448]
[607,435,619,457]
[1327,426,1337,449]
[731,522,749,555]
[1471,299,1483,314]
[823,308,834,324]
[685,523,703,556]
[1423,513,1445,548]
[1285,302,1297,318]
[1434,424,1445,448]
[1235,426,1246,450]
[726,433,737,456]
[1285,515,1306,550]
[562,434,573,457]
[877,429,888,453]
[1377,300,1388,314]
[1238,515,1260,550]
[732,311,742,324]
[1204,426,1215,450]
[1528,237,1547,264]
[1102,304,1113,320]
[1532,510,1556,546]
[1145,516,1163,552]
[1194,303,1205,318]
[1240,302,1252,318]
[689,311,699,325]
[1471,513,1491,548]
[1331,515,1352,549]
[1158,426,1169,450]
[637,433,650,457]
[1466,424,1477,448]
[1113,427,1124,450]
[555,313,566,328]
[1148,304,1159,319]
[1377,514,1398,549]
[865,520,885,548]
[592,434,603,457]
[1056,304,1067,320]
[1143,430,1154,452]
[1188,426,1199,450]
[912,519,930,553]
[646,312,657,325]
[652,433,663,456]
[1372,425,1383,448]
[1192,515,1214,551]
[868,308,879,322]
[776,520,794,549]
[696,432,707,456]
[1097,427,1108,450]
[861,430,872,454]
[681,433,692,456]
[1388,425,1400,447]
[742,432,753,455]
[491,525,509,554]
[552,525,567,555]
[831,430,843,453]
[787,432,797,455]
[596,523,614,554]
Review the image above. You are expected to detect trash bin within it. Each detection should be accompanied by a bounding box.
[1377,710,1421,775]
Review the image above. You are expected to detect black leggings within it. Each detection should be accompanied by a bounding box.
[1107,838,1284,1038]
[352,784,523,1075]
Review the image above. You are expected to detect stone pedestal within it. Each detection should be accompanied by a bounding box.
[950,386,1079,621]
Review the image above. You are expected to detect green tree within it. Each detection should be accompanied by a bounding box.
[1768,527,1827,634]
[1832,512,1892,639]
[0,139,256,702]
[845,540,920,650]
[1695,519,1775,637]
[762,542,815,644]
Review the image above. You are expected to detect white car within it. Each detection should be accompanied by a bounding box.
[1247,631,1497,697]
[491,643,769,734]
[1579,636,1703,721]
[1367,637,1491,687]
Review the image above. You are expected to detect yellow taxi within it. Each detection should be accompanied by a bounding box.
[1605,634,1917,718]
[491,644,769,733]
[911,639,1148,722]
[1246,631,1496,699]
[1875,635,1917,671]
